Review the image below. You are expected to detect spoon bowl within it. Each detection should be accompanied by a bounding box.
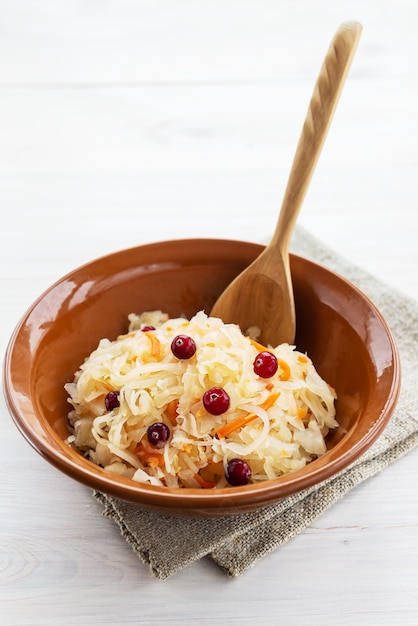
[211,22,363,346]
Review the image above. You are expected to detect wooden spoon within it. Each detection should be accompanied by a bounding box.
[210,21,363,346]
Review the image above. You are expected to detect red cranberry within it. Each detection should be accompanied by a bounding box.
[202,387,230,415]
[147,422,170,448]
[105,391,120,411]
[141,325,156,332]
[171,334,197,359]
[253,351,278,378]
[225,458,252,486]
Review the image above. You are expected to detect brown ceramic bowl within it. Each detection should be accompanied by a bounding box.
[3,239,400,517]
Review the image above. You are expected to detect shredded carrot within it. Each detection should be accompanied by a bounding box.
[193,473,217,489]
[277,358,290,381]
[298,354,309,363]
[144,331,161,359]
[216,392,280,439]
[135,442,165,468]
[266,382,274,391]
[146,454,164,468]
[216,413,258,439]
[249,338,273,353]
[165,399,179,425]
[249,338,290,380]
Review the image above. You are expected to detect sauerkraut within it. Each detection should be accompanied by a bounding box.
[65,310,338,488]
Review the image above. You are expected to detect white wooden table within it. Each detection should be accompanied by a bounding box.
[1,2,418,624]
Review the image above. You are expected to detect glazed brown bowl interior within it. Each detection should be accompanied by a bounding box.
[3,239,400,517]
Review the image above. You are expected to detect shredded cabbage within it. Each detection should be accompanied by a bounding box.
[65,310,338,488]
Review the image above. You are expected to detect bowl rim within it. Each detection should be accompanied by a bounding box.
[3,238,402,514]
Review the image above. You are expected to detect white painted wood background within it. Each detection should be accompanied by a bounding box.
[1,1,417,624]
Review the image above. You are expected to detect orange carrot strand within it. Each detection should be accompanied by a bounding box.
[249,338,272,353]
[216,392,280,439]
[165,399,179,425]
[144,331,161,359]
[135,441,165,467]
[277,359,290,381]
[193,473,217,489]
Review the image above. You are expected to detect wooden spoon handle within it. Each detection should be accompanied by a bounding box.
[272,21,363,248]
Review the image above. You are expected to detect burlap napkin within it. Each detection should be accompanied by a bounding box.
[94,226,418,579]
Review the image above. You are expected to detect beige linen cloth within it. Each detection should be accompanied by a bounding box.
[94,226,418,579]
